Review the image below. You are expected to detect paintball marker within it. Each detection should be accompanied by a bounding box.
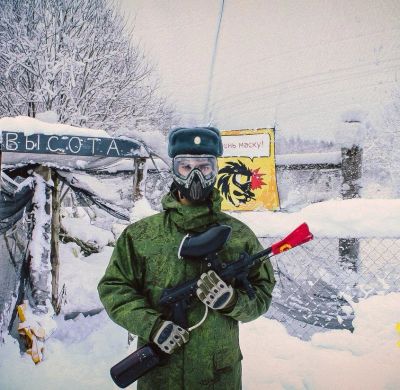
[110,223,313,388]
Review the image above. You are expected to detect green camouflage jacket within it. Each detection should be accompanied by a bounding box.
[97,189,276,390]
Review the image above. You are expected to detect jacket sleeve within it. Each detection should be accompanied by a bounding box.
[97,229,162,342]
[221,228,276,323]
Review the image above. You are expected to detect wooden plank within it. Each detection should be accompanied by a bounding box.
[30,166,52,312]
[50,170,61,313]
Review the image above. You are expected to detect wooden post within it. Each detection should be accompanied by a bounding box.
[30,166,52,313]
[133,158,138,201]
[341,145,362,199]
[50,169,60,314]
[339,145,362,271]
[133,157,146,201]
[338,238,359,271]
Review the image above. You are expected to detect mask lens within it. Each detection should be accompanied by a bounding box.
[173,155,217,180]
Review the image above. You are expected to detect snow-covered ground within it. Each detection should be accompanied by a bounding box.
[1,293,399,390]
[233,198,400,238]
[241,293,400,389]
[1,198,400,389]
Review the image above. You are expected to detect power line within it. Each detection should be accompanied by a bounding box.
[203,0,225,125]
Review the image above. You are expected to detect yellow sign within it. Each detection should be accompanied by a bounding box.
[217,128,280,211]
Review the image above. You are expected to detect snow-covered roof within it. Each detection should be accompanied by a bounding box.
[0,116,109,138]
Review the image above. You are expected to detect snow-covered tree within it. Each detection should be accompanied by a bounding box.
[0,0,175,133]
[362,89,400,198]
[382,90,400,196]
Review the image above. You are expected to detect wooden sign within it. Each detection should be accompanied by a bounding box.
[1,131,143,158]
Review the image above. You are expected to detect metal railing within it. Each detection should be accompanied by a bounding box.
[259,236,400,340]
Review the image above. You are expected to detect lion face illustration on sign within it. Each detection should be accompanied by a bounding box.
[217,160,266,207]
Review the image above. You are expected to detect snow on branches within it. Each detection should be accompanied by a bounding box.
[0,0,175,134]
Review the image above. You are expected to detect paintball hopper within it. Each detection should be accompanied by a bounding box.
[178,225,232,259]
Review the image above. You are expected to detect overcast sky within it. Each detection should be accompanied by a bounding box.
[116,0,400,140]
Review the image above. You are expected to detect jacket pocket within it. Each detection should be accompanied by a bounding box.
[209,348,243,389]
[213,347,243,371]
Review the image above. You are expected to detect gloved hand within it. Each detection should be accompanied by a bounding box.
[152,320,189,354]
[196,270,236,310]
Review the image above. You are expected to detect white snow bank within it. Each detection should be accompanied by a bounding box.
[241,293,400,389]
[130,196,158,223]
[0,311,129,390]
[65,172,131,205]
[62,217,115,249]
[112,198,400,238]
[125,196,400,238]
[230,198,400,238]
[58,243,112,314]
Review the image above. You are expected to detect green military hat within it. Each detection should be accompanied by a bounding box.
[168,127,223,158]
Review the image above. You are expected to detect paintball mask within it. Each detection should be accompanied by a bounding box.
[172,154,218,202]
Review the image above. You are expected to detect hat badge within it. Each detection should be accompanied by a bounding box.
[194,136,201,145]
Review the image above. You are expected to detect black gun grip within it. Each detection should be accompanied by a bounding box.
[171,300,189,328]
[237,275,256,300]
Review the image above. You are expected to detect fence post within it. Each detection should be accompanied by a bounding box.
[339,145,362,271]
[341,145,362,199]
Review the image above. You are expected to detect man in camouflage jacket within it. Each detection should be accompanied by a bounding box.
[98,127,276,389]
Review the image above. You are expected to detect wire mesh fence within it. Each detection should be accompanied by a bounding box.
[258,236,400,340]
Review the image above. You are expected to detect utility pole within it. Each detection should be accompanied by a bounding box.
[203,0,225,125]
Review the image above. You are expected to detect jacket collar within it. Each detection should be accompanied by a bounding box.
[161,188,222,232]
